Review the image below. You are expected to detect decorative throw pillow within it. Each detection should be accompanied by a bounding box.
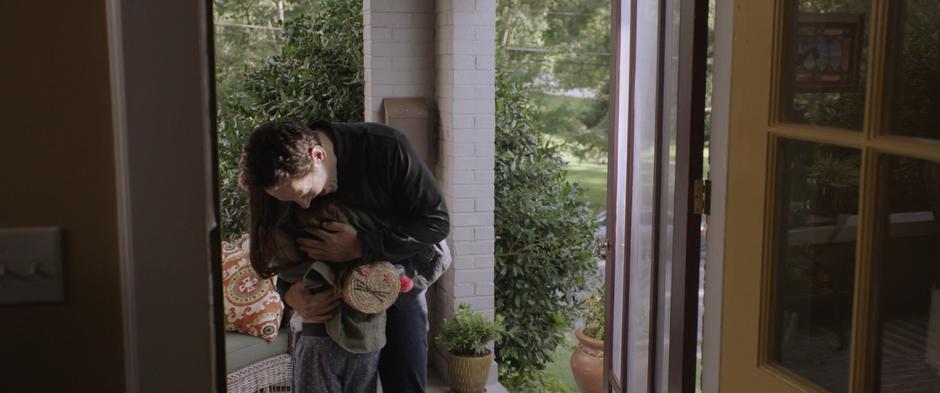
[222,235,283,342]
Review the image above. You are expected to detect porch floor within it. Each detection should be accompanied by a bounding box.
[375,372,508,393]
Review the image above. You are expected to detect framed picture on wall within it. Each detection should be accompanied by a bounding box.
[792,13,865,92]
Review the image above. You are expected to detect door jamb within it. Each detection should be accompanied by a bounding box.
[106,1,223,391]
[700,0,734,391]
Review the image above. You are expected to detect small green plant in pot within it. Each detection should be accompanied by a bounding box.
[571,285,605,393]
[436,304,505,393]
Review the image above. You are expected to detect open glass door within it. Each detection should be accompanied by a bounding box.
[606,0,633,388]
[721,0,940,392]
[606,0,707,391]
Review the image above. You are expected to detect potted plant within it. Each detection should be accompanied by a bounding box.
[571,286,605,393]
[436,304,505,393]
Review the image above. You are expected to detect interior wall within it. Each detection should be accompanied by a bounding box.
[0,1,124,391]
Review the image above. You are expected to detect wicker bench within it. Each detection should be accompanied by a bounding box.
[225,327,292,393]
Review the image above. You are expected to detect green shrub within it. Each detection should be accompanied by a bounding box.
[217,0,363,240]
[582,285,605,341]
[436,304,505,357]
[494,53,599,390]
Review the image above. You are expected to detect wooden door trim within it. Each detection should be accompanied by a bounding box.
[622,0,638,386]
[720,0,776,390]
[864,0,890,141]
[767,126,940,163]
[700,0,735,390]
[848,149,878,393]
[649,0,668,388]
[606,0,635,390]
[205,0,227,390]
[666,0,709,390]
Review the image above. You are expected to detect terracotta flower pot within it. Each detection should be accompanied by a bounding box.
[447,350,493,393]
[571,329,604,393]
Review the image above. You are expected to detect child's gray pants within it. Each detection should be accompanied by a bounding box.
[291,322,380,393]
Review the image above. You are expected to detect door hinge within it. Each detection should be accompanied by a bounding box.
[694,179,711,215]
[594,240,610,258]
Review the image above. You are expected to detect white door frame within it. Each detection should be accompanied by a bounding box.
[700,0,734,391]
[106,1,221,392]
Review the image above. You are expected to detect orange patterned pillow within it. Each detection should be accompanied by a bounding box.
[222,235,283,341]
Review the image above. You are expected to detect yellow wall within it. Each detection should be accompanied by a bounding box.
[0,1,124,391]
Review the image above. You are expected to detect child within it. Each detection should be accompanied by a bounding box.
[271,196,408,393]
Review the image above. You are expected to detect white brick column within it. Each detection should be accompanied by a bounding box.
[430,0,498,382]
[364,0,500,387]
[363,0,435,122]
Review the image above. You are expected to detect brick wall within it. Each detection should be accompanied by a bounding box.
[363,0,436,122]
[431,0,498,381]
[363,0,498,383]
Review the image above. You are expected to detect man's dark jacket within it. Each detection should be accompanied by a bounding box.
[277,120,451,300]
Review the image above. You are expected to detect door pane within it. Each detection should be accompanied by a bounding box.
[883,1,940,141]
[769,139,861,393]
[779,0,870,130]
[873,155,940,392]
[655,0,681,388]
[611,0,634,382]
[626,0,661,389]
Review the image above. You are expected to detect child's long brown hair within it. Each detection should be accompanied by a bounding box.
[241,121,321,278]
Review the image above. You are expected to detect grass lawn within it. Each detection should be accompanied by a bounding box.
[542,331,580,392]
[544,134,609,212]
[529,93,609,212]
[531,95,608,391]
[566,160,607,212]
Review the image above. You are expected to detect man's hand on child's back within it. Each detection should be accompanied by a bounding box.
[286,281,341,323]
[297,221,363,262]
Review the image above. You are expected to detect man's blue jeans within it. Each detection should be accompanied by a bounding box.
[379,291,428,393]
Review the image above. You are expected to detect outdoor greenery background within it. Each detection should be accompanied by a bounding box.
[215,0,363,242]
[494,53,599,391]
[212,0,609,391]
[495,2,611,391]
[499,0,612,199]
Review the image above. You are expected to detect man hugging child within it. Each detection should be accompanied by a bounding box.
[269,195,411,393]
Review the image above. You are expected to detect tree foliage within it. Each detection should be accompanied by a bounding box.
[216,0,363,240]
[214,0,321,116]
[498,0,610,90]
[497,0,611,161]
[494,54,598,390]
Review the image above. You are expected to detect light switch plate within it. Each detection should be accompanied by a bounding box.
[0,227,64,304]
